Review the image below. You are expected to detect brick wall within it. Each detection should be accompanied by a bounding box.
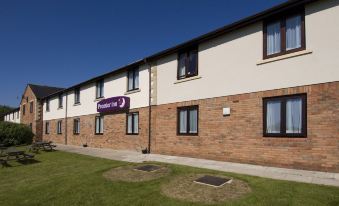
[43,107,150,152]
[20,86,43,141]
[152,82,339,172]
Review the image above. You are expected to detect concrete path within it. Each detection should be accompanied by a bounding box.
[56,144,339,187]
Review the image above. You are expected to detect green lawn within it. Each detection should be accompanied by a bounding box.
[0,149,338,206]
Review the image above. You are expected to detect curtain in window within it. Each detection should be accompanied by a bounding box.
[95,118,100,133]
[286,98,302,133]
[286,15,301,51]
[189,109,198,133]
[179,110,187,133]
[127,115,133,133]
[134,69,139,89]
[188,50,197,76]
[267,21,281,55]
[100,117,104,133]
[100,81,104,97]
[266,101,281,133]
[133,114,139,133]
[178,53,186,77]
[128,71,134,90]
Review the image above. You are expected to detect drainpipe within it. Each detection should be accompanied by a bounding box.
[145,59,152,154]
[65,92,68,145]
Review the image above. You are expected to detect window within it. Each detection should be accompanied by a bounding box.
[57,120,62,134]
[73,118,80,134]
[127,68,139,91]
[74,88,80,104]
[177,48,198,79]
[263,94,307,137]
[30,101,34,113]
[29,123,32,130]
[96,80,104,99]
[12,112,14,120]
[23,105,26,115]
[126,112,139,135]
[177,106,198,135]
[45,122,50,134]
[17,111,19,118]
[95,116,104,134]
[46,99,50,112]
[58,94,63,108]
[264,9,305,59]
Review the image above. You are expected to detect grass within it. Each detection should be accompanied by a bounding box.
[0,149,338,206]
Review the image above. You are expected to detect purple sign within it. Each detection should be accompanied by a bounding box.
[97,96,130,113]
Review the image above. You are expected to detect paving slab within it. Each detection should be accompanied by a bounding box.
[56,144,339,187]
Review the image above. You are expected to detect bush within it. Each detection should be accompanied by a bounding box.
[0,122,34,146]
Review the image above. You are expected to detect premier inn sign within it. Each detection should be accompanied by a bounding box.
[97,96,130,113]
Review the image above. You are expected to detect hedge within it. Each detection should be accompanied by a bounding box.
[0,122,34,146]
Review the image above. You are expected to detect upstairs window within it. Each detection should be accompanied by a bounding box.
[126,112,139,135]
[178,48,198,79]
[73,118,80,134]
[177,106,198,135]
[46,99,50,112]
[127,68,139,91]
[264,9,305,59]
[263,94,307,137]
[58,94,63,108]
[30,102,33,113]
[96,80,104,99]
[74,88,80,104]
[57,120,62,134]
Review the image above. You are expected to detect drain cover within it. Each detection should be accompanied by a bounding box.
[134,165,161,172]
[194,175,232,187]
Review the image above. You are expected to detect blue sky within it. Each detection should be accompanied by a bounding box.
[0,0,286,107]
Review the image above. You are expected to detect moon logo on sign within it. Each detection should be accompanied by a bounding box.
[119,98,126,108]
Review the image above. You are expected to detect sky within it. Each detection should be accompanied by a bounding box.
[0,0,286,107]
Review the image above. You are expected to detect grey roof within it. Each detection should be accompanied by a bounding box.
[28,84,64,99]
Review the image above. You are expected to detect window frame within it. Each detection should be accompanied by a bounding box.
[177,47,199,80]
[73,118,80,135]
[95,80,104,99]
[95,116,104,135]
[263,93,307,138]
[46,99,50,112]
[126,112,139,135]
[263,7,305,59]
[57,120,62,135]
[74,88,80,104]
[127,68,139,92]
[45,121,50,134]
[29,101,33,113]
[177,105,199,136]
[58,94,63,109]
[22,104,26,115]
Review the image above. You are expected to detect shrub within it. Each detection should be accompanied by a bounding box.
[0,122,34,146]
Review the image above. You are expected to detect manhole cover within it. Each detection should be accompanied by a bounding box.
[194,175,232,187]
[134,165,161,172]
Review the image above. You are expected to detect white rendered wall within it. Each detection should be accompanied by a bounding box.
[156,0,339,105]
[43,94,66,121]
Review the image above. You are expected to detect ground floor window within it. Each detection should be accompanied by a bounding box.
[177,105,198,135]
[45,122,50,134]
[127,112,139,135]
[263,94,307,137]
[95,116,104,134]
[73,118,80,134]
[57,120,62,134]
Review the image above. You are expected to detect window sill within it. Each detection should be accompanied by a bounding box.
[124,89,141,95]
[174,76,202,84]
[73,103,81,106]
[94,97,105,102]
[257,50,312,65]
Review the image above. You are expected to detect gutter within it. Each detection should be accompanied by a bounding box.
[145,59,152,154]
